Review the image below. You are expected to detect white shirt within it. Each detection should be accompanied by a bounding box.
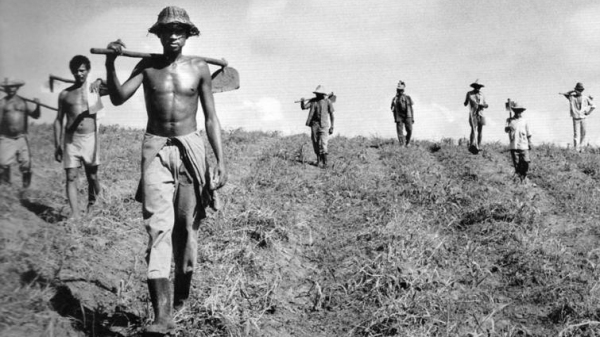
[568,94,595,119]
[506,116,531,150]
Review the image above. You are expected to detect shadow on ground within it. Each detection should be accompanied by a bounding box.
[21,269,142,337]
[19,194,66,223]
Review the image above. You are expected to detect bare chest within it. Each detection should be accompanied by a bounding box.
[2,101,27,121]
[62,89,88,111]
[1,101,28,135]
[144,65,201,96]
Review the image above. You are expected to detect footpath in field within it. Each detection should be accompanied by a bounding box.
[189,131,335,336]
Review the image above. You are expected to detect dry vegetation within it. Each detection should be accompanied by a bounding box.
[1,124,600,336]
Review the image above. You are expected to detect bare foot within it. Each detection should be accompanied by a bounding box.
[143,320,176,336]
[87,203,96,215]
[68,210,82,220]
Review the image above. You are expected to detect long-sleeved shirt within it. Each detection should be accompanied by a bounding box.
[391,94,414,121]
[566,94,595,119]
[464,91,487,118]
[302,98,334,128]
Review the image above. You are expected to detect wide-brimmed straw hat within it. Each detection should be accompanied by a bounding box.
[397,81,405,90]
[0,77,25,88]
[148,6,200,36]
[574,82,585,91]
[470,79,484,88]
[313,85,328,95]
[511,101,526,112]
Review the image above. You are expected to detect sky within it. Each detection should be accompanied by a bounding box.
[2,0,600,146]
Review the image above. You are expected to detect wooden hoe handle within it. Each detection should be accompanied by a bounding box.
[0,87,57,111]
[90,48,229,68]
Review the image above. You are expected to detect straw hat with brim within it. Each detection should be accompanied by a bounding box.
[470,80,484,88]
[313,85,328,95]
[511,102,526,112]
[574,82,585,91]
[148,6,200,36]
[0,78,25,88]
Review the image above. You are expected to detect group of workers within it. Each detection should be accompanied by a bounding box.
[0,5,596,335]
[385,79,595,183]
[1,6,225,335]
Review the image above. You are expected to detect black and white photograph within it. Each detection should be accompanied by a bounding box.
[2,1,600,336]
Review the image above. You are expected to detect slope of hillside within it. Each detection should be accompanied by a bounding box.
[1,124,600,337]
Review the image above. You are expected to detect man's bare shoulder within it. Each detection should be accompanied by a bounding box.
[186,55,207,64]
[13,96,28,106]
[1,96,27,110]
[141,57,157,67]
[59,85,79,100]
[131,58,157,74]
[185,56,210,70]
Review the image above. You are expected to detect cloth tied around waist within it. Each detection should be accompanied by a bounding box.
[135,131,220,211]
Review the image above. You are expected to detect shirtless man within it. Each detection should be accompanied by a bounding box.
[54,55,105,218]
[0,78,40,187]
[104,6,227,335]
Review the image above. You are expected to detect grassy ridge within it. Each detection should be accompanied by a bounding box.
[1,124,600,336]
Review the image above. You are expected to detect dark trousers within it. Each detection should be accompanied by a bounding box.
[396,118,413,145]
[510,149,530,180]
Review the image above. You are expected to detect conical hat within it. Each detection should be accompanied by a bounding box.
[313,85,328,95]
[148,6,200,36]
[470,79,484,88]
[0,77,25,88]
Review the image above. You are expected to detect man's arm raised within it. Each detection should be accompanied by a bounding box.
[27,99,41,119]
[587,96,596,115]
[90,78,110,97]
[105,40,144,106]
[198,60,227,190]
[300,99,312,110]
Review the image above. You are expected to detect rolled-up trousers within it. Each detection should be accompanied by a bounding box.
[142,143,202,279]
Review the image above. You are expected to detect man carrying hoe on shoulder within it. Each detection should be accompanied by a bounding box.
[300,85,335,168]
[505,101,533,184]
[0,78,40,188]
[104,6,227,335]
[561,82,595,152]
